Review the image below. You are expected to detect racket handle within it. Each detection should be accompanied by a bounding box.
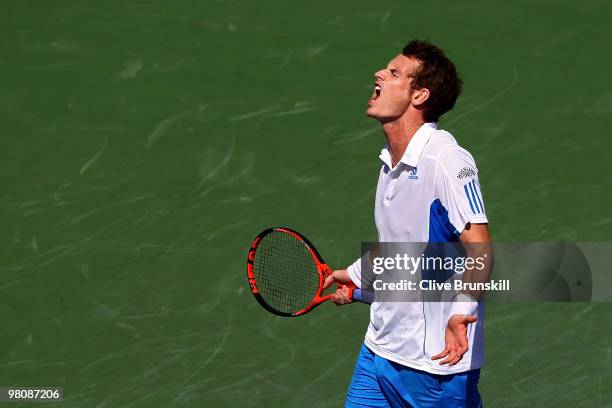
[352,289,374,305]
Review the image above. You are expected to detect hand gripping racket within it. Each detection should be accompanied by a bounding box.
[246,227,373,317]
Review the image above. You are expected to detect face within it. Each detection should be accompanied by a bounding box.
[367,54,422,122]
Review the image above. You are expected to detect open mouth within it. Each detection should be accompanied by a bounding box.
[371,83,381,100]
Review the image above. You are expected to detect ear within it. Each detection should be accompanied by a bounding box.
[411,88,430,107]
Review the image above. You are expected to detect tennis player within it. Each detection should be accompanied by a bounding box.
[324,40,492,407]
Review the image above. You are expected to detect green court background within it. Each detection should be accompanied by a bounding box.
[1,1,612,407]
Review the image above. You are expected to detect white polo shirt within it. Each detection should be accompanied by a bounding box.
[348,122,488,375]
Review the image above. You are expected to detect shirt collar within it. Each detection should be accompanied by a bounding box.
[379,122,437,170]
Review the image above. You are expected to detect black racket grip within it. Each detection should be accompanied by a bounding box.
[352,289,374,305]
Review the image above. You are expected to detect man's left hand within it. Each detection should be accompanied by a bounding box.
[432,314,478,366]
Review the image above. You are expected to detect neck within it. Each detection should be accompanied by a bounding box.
[382,115,426,167]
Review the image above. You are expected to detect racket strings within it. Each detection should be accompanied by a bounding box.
[253,231,320,314]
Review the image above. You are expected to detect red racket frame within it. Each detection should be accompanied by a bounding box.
[247,227,355,317]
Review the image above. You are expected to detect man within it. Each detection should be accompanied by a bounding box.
[324,40,491,407]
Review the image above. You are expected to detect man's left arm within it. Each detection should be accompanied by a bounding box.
[431,145,493,366]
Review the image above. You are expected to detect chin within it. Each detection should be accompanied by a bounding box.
[366,106,379,119]
[366,108,388,123]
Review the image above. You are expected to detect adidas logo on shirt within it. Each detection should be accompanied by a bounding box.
[457,166,476,179]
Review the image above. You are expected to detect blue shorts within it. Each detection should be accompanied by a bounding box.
[346,344,482,408]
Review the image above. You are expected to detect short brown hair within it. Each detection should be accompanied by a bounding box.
[402,40,462,122]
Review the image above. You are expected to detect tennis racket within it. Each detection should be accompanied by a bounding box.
[246,227,373,317]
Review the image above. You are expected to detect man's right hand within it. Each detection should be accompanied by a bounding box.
[322,269,355,306]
